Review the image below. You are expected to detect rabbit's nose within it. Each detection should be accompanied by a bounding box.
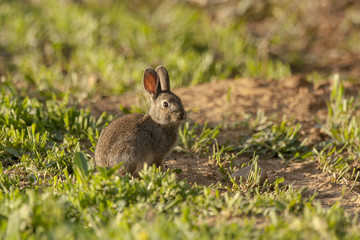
[173,111,186,121]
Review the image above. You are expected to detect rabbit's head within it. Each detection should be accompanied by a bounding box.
[143,66,186,125]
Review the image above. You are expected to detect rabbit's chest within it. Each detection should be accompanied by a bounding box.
[152,129,177,152]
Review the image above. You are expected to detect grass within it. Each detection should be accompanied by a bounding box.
[242,114,311,161]
[178,122,221,156]
[0,79,112,182]
[0,0,291,99]
[1,159,359,239]
[1,0,360,239]
[323,74,360,148]
[312,74,360,183]
[2,75,360,240]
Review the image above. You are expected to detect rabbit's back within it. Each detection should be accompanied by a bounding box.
[95,113,148,165]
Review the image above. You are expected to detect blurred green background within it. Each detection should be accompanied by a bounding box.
[0,0,359,99]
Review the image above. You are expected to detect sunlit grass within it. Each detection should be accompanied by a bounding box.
[0,0,291,99]
[313,74,360,183]
[1,0,360,239]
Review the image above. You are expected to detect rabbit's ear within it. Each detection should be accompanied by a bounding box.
[143,68,160,99]
[156,66,170,91]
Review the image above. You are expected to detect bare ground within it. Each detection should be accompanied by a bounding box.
[90,76,360,211]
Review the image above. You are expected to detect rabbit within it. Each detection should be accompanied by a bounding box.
[95,66,186,177]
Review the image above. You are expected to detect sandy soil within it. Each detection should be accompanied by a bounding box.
[90,76,360,212]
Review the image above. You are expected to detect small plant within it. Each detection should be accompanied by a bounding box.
[323,74,360,148]
[313,142,360,183]
[315,74,360,184]
[210,140,281,193]
[210,139,238,178]
[243,116,310,161]
[178,122,221,155]
[227,155,266,191]
[249,110,273,132]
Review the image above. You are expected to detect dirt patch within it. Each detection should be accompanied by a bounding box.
[176,76,328,124]
[166,152,223,186]
[166,153,360,211]
[264,159,360,211]
[90,76,360,211]
[91,76,333,124]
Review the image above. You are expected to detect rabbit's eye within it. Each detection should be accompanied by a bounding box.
[162,101,169,108]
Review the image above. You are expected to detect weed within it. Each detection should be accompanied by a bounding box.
[323,74,360,148]
[315,74,360,183]
[178,122,220,155]
[0,80,110,175]
[243,115,311,161]
[313,142,360,184]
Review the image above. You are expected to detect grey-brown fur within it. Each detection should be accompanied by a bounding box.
[95,66,186,176]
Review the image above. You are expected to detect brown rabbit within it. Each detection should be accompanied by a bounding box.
[95,66,186,176]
